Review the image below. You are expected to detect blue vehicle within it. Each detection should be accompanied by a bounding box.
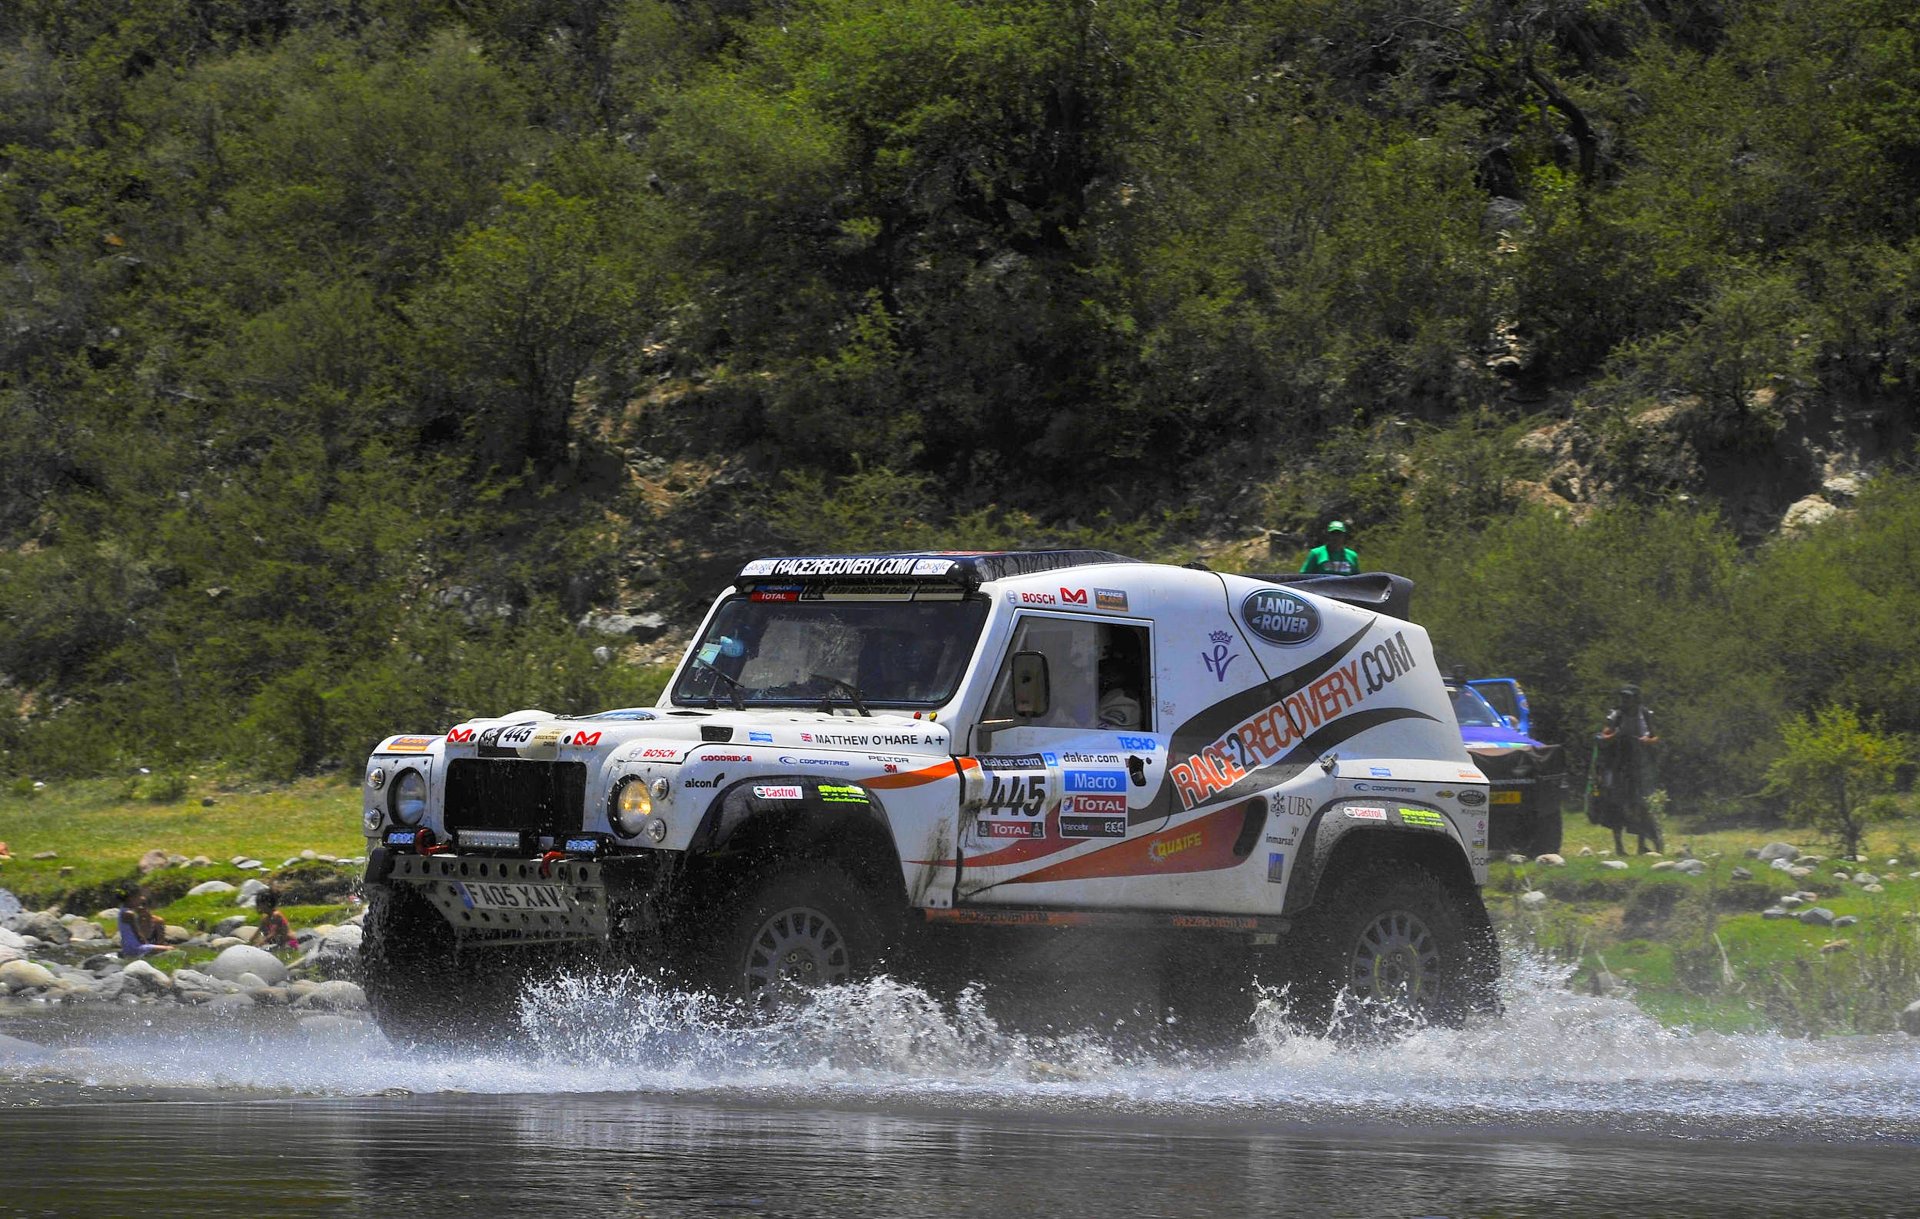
[1444,675,1566,856]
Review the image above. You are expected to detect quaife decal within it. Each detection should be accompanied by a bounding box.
[817,784,869,804]
[1398,807,1446,830]
[1241,588,1320,646]
[1149,830,1203,862]
[753,785,802,800]
[1170,630,1423,809]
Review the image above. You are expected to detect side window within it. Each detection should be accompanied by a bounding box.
[987,618,1151,731]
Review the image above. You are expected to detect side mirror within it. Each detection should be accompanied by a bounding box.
[1010,650,1050,717]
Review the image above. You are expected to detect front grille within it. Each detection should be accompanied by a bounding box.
[444,758,587,839]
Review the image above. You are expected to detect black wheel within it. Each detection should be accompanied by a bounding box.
[1290,863,1497,1032]
[361,882,527,1047]
[704,864,899,1012]
[1528,807,1564,856]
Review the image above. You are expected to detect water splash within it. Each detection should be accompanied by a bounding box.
[4,949,1917,1132]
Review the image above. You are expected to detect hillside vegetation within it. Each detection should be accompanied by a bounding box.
[2,1,1918,811]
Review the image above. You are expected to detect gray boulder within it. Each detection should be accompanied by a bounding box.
[316,924,363,962]
[1901,1000,1920,1037]
[1762,906,1792,919]
[0,1033,52,1062]
[1757,842,1800,863]
[187,880,237,897]
[206,944,289,986]
[4,912,68,945]
[0,960,56,991]
[205,992,256,1015]
[1518,890,1549,908]
[118,959,173,994]
[212,916,248,936]
[1797,907,1837,927]
[298,980,369,1011]
[0,944,21,967]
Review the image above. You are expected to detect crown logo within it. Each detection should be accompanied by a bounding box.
[1209,630,1234,645]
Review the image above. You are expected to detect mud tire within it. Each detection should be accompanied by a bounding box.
[361,882,527,1047]
[702,864,899,1013]
[1289,863,1497,1033]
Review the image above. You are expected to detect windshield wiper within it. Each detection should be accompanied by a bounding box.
[811,674,871,717]
[694,656,748,711]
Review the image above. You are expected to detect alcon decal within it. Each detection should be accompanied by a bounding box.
[1170,630,1421,809]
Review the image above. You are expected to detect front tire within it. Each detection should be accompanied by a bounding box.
[362,883,527,1046]
[704,864,899,1012]
[1290,863,1496,1032]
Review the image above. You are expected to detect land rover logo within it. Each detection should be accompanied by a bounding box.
[1458,789,1487,807]
[1240,588,1319,646]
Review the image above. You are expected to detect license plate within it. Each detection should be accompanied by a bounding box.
[454,880,577,913]
[1491,790,1522,805]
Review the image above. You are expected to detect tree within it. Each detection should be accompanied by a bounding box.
[1763,705,1909,860]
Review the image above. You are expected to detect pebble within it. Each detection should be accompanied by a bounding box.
[1535,853,1566,867]
[1600,860,1629,871]
[1577,846,1593,857]
[1854,873,1880,885]
[1762,906,1792,919]
[1650,860,1678,871]
[1781,895,1805,907]
[1863,883,1886,893]
[31,850,57,860]
[1506,853,1529,865]
[1819,940,1851,954]
[1769,858,1796,873]
[1675,859,1707,875]
[1834,915,1859,928]
[1518,891,1548,908]
[1731,867,1753,880]
[1757,842,1800,863]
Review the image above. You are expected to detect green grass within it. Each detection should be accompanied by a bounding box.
[1494,807,1920,1033]
[0,775,364,908]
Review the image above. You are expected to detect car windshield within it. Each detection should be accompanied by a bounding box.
[1451,686,1506,728]
[671,595,990,708]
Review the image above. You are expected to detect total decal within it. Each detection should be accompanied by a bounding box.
[1170,630,1423,810]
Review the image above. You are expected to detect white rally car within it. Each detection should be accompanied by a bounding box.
[360,551,1497,1038]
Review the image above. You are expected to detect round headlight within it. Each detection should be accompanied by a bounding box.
[389,768,428,825]
[367,766,387,791]
[611,777,654,837]
[362,806,385,834]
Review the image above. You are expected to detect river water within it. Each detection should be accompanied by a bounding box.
[3,957,1917,1218]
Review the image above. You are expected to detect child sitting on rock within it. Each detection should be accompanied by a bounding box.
[255,888,295,951]
[116,889,173,958]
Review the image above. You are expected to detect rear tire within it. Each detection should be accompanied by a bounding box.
[1289,863,1497,1033]
[703,864,899,1013]
[1529,807,1564,856]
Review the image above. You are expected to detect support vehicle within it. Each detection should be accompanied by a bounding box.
[1443,674,1567,858]
[359,552,1499,1039]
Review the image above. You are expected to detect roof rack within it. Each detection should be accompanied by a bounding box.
[1243,572,1415,621]
[737,550,1138,590]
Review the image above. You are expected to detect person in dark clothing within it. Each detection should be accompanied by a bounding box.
[116,889,174,958]
[1300,520,1359,575]
[1588,685,1665,854]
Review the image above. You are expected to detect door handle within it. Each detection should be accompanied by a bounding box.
[1127,755,1147,787]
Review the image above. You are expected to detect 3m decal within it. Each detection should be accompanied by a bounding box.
[446,728,475,745]
[1170,630,1422,809]
[1267,852,1287,883]
[1202,631,1239,683]
[1398,807,1446,830]
[1095,588,1129,612]
[385,736,435,753]
[1241,588,1320,646]
[1369,766,1392,777]
[753,785,803,800]
[1344,805,1388,821]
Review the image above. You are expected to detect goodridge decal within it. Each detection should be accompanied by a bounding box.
[1171,630,1423,809]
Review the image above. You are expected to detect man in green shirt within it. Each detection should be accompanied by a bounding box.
[1300,520,1359,575]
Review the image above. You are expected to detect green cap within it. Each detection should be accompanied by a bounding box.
[1327,520,1347,533]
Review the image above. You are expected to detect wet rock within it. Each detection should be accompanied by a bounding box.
[1518,891,1548,908]
[212,916,248,936]
[234,972,269,991]
[161,924,191,944]
[1757,842,1800,863]
[251,987,290,1006]
[1797,907,1837,927]
[205,992,255,1015]
[1535,853,1567,867]
[1600,860,1629,871]
[81,955,122,975]
[187,880,237,897]
[0,944,23,967]
[298,1013,368,1040]
[0,960,55,991]
[137,849,172,873]
[316,924,363,964]
[1901,1001,1920,1037]
[5,912,69,945]
[288,979,320,998]
[119,960,172,993]
[207,944,289,986]
[299,980,369,1011]
[1731,867,1753,880]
